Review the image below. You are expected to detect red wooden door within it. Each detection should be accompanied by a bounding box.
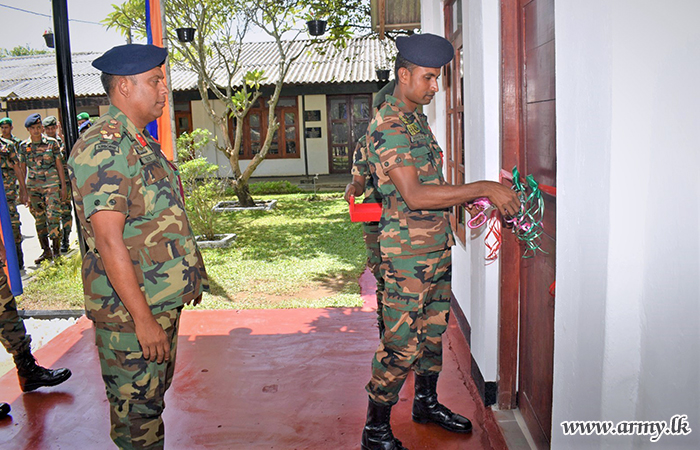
[500,0,557,448]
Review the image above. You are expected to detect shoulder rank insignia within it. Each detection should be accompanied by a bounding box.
[399,114,421,136]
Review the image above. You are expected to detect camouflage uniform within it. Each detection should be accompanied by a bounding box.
[351,135,385,328]
[69,105,208,449]
[0,266,31,357]
[365,94,455,406]
[0,137,24,267]
[21,136,64,241]
[54,135,73,243]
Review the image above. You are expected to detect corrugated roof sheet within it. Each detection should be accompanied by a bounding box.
[0,37,396,101]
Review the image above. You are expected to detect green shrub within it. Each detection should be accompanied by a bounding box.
[249,180,302,195]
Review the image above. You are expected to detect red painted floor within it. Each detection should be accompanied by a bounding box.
[0,270,507,449]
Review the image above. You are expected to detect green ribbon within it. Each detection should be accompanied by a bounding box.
[509,166,546,258]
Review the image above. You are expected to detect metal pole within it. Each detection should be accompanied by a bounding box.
[51,0,78,155]
[302,95,309,178]
[51,0,84,255]
[160,0,178,162]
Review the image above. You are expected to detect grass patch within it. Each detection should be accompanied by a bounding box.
[18,193,367,311]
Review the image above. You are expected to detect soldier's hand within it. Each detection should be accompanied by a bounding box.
[60,186,68,202]
[344,183,357,203]
[135,317,170,364]
[483,181,521,218]
[188,294,203,306]
[19,191,28,205]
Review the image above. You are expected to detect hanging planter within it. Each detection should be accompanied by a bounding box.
[175,27,196,43]
[376,69,390,82]
[306,20,327,36]
[43,32,55,49]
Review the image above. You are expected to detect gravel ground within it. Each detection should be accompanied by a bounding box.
[0,317,78,378]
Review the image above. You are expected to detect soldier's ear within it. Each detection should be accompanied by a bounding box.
[116,76,131,98]
[397,67,411,85]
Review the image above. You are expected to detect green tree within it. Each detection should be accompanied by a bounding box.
[0,45,50,57]
[103,0,370,207]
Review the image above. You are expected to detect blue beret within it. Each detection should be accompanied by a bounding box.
[25,113,42,128]
[92,44,168,76]
[78,120,92,133]
[43,115,58,126]
[0,118,11,126]
[396,33,454,68]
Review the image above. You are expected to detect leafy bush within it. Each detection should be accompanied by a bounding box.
[249,180,302,195]
[176,129,224,240]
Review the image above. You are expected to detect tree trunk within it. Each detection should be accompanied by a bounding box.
[233,178,255,207]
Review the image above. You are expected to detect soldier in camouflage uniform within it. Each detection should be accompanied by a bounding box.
[361,35,521,450]
[0,119,28,269]
[43,116,72,253]
[20,114,67,263]
[345,80,396,338]
[69,44,208,450]
[0,231,72,414]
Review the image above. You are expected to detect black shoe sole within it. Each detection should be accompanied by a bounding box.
[20,371,72,392]
[412,414,473,434]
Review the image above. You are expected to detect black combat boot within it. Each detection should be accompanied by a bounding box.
[52,237,61,259]
[13,350,72,392]
[0,402,10,419]
[60,228,70,253]
[361,398,408,450]
[34,236,52,264]
[412,373,472,433]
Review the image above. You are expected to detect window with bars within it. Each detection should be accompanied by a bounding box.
[229,97,300,160]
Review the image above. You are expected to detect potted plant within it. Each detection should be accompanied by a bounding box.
[305,11,327,36]
[175,27,196,43]
[375,39,394,82]
[43,30,55,49]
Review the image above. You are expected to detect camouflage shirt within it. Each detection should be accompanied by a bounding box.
[20,135,62,186]
[351,135,382,204]
[69,105,209,323]
[367,94,454,257]
[0,137,20,192]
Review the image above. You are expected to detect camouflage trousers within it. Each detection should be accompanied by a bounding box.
[5,186,24,265]
[0,267,31,357]
[363,222,385,328]
[366,248,451,405]
[95,308,181,450]
[61,182,72,233]
[28,181,62,240]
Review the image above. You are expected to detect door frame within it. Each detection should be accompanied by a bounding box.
[498,0,523,412]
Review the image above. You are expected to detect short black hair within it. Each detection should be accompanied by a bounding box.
[100,72,138,98]
[100,72,118,98]
[394,53,417,82]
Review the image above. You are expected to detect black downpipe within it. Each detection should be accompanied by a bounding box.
[51,0,78,155]
[51,0,83,255]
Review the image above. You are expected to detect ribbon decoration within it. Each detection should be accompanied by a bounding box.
[466,166,546,259]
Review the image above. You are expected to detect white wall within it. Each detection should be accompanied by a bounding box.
[553,1,700,448]
[191,95,330,178]
[422,0,502,382]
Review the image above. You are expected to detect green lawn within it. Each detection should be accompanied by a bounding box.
[18,193,367,311]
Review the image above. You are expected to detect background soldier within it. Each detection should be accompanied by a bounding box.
[0,235,72,419]
[20,114,67,263]
[361,34,521,450]
[0,117,24,152]
[42,116,72,253]
[69,44,208,449]
[0,120,28,269]
[344,80,395,338]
